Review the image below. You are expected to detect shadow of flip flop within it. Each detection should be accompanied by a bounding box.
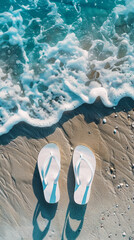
[61,202,87,240]
[61,160,87,240]
[32,163,58,240]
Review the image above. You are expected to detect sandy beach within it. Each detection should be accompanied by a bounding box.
[0,97,134,240]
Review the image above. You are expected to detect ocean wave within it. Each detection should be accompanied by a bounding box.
[0,0,134,135]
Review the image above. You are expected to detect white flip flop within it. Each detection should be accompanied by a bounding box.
[73,145,96,205]
[38,143,61,204]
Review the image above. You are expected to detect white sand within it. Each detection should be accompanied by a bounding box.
[0,98,134,240]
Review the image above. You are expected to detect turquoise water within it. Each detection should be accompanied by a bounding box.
[0,0,133,135]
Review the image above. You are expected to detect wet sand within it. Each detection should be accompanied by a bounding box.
[0,97,134,240]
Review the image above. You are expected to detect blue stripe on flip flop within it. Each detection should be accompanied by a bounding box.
[41,169,47,190]
[50,183,57,203]
[82,185,89,205]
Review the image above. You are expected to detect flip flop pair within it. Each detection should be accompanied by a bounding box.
[38,143,96,205]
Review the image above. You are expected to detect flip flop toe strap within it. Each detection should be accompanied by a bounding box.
[75,154,93,186]
[42,152,60,185]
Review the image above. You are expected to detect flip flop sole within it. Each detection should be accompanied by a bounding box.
[73,145,96,205]
[38,143,60,203]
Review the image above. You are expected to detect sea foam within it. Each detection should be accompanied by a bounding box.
[0,0,134,135]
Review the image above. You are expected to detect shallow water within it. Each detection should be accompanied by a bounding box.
[0,0,134,135]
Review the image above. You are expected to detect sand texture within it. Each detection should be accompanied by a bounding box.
[0,98,134,240]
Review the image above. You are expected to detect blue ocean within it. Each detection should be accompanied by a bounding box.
[0,0,134,135]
